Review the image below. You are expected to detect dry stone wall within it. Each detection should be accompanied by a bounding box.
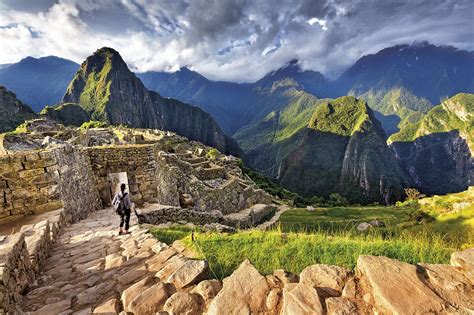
[0,233,34,313]
[0,145,101,224]
[87,145,159,206]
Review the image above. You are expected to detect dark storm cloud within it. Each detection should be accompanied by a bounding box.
[0,0,473,81]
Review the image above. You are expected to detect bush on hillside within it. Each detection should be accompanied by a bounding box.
[206,148,220,160]
[404,188,426,201]
[79,120,108,130]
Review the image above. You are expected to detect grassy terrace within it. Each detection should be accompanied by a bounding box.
[150,189,473,279]
[151,226,452,280]
[278,206,411,233]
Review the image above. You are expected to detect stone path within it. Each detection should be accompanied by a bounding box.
[19,208,210,314]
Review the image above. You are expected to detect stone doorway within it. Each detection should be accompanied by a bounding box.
[107,172,129,206]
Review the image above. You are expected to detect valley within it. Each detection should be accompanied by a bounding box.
[0,42,472,314]
[1,42,472,204]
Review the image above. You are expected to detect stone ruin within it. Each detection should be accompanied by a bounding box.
[0,119,473,314]
[0,119,274,229]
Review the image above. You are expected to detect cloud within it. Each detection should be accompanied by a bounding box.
[0,0,472,81]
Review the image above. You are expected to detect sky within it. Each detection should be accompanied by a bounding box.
[0,0,473,82]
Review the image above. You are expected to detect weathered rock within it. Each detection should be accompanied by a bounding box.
[451,248,474,272]
[30,299,71,315]
[356,222,372,231]
[163,292,205,315]
[281,283,323,315]
[369,220,385,227]
[300,264,351,296]
[92,298,119,314]
[167,260,209,288]
[121,276,157,310]
[191,279,222,305]
[207,259,270,314]
[155,256,188,280]
[273,269,298,284]
[420,263,474,311]
[356,255,446,314]
[104,253,125,269]
[117,264,147,285]
[128,282,174,314]
[146,248,178,272]
[325,297,357,315]
[341,277,356,299]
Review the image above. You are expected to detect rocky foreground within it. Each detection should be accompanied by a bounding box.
[2,207,471,314]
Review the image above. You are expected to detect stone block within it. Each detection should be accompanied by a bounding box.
[35,201,63,213]
[18,169,45,179]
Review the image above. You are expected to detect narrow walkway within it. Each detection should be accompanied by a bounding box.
[255,204,289,230]
[19,208,169,313]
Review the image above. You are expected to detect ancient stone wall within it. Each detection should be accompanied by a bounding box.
[0,146,101,224]
[87,145,159,206]
[0,233,34,313]
[51,146,101,223]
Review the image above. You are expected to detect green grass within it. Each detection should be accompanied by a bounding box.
[150,190,472,279]
[279,206,412,233]
[151,227,452,280]
[410,189,474,248]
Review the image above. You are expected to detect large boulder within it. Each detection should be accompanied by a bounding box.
[163,292,205,315]
[121,276,157,310]
[356,255,446,314]
[207,259,270,314]
[450,248,474,275]
[127,282,175,314]
[419,263,474,311]
[325,297,357,315]
[299,264,351,296]
[191,279,222,306]
[167,260,209,288]
[281,282,323,315]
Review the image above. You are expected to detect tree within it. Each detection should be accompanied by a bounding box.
[404,188,425,201]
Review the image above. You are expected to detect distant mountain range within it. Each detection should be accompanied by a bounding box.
[0,42,472,203]
[0,56,79,112]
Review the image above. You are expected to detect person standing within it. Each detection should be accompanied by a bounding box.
[112,183,132,235]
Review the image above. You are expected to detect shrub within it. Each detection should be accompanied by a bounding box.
[328,193,349,206]
[404,188,426,201]
[206,148,220,160]
[79,120,108,130]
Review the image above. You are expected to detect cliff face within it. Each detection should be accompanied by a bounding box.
[278,96,409,204]
[62,47,240,155]
[0,86,37,132]
[40,103,90,126]
[389,93,474,194]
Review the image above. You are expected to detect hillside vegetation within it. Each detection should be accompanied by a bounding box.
[389,93,474,146]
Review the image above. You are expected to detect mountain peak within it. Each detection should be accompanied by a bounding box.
[95,47,121,56]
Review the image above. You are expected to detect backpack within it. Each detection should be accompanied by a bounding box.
[113,192,128,216]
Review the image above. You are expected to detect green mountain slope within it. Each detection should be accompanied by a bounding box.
[389,93,474,195]
[278,96,409,204]
[389,93,474,147]
[355,87,430,137]
[234,79,325,177]
[62,47,241,155]
[0,86,38,132]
